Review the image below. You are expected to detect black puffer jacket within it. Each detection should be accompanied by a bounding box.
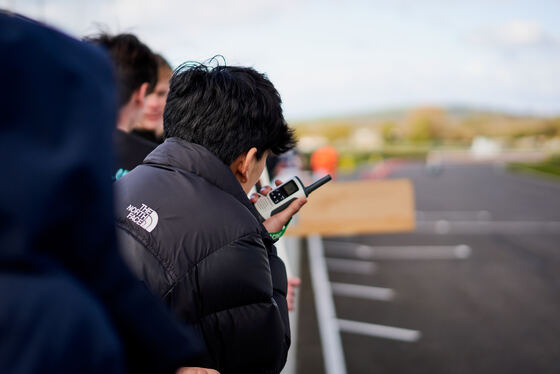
[114,138,290,374]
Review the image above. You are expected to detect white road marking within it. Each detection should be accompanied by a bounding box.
[454,244,472,258]
[416,220,560,235]
[434,220,451,234]
[416,210,492,221]
[308,235,347,374]
[325,241,472,260]
[338,319,421,342]
[326,258,377,274]
[331,282,395,301]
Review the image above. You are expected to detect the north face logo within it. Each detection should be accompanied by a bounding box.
[126,204,159,232]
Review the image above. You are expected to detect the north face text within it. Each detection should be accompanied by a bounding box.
[126,203,159,232]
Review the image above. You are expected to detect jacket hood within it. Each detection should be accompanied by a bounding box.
[0,14,204,372]
[0,12,118,267]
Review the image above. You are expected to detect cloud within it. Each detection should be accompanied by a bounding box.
[470,20,557,48]
[5,1,560,118]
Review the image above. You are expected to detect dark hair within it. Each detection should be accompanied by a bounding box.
[86,33,157,108]
[154,53,172,83]
[155,54,172,72]
[164,62,296,165]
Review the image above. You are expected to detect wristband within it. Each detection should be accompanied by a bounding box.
[269,218,292,240]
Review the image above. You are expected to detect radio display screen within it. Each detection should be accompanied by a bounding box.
[281,180,298,195]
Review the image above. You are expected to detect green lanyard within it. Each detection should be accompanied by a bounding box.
[269,217,292,241]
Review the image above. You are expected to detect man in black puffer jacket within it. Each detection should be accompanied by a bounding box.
[114,63,307,374]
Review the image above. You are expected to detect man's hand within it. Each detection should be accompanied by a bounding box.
[176,367,220,374]
[287,276,301,311]
[250,180,307,233]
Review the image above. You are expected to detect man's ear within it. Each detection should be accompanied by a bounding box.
[133,82,149,108]
[230,147,258,184]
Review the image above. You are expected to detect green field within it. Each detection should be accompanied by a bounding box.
[509,155,560,180]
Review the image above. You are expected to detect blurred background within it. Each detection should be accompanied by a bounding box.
[4,0,560,171]
[3,1,560,373]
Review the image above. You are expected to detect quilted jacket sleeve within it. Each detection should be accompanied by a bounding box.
[189,232,291,374]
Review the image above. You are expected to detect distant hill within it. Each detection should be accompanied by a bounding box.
[291,106,555,127]
[292,106,560,151]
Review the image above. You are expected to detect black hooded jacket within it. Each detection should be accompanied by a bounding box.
[114,138,291,374]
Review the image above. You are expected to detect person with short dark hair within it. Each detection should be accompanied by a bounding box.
[133,53,172,144]
[114,62,307,373]
[86,33,159,179]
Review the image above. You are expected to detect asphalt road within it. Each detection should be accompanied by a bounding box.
[296,163,560,374]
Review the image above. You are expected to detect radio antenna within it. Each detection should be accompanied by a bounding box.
[305,174,332,195]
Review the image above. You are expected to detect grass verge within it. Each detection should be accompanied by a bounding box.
[508,156,560,180]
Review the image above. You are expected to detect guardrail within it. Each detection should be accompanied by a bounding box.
[280,234,348,374]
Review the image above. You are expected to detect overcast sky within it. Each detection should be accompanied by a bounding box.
[3,0,560,120]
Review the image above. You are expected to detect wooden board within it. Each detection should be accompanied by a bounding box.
[286,179,415,237]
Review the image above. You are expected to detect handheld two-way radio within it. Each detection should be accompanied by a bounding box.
[255,174,332,220]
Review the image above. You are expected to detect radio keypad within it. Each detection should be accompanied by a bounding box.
[270,189,287,204]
